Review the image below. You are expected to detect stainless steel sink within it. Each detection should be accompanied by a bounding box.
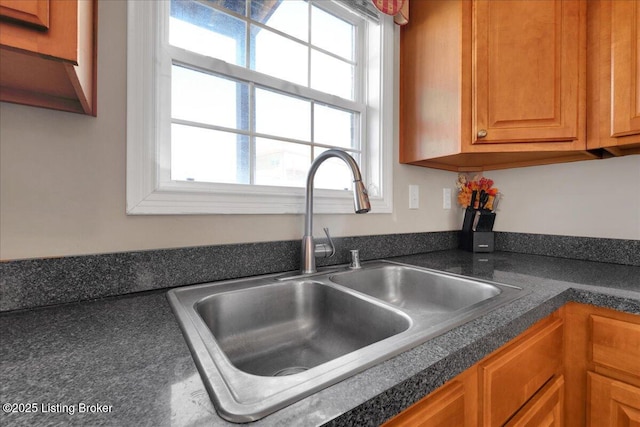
[195,280,410,377]
[167,260,525,423]
[329,265,501,311]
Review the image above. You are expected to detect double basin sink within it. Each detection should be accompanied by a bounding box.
[167,261,524,422]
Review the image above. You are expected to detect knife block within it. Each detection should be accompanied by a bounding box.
[460,208,495,252]
[460,231,495,253]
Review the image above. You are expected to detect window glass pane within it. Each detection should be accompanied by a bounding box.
[170,1,246,66]
[313,148,361,190]
[255,88,311,141]
[172,65,249,130]
[204,0,246,16]
[311,50,354,100]
[314,104,357,149]
[251,0,308,42]
[251,25,308,86]
[255,138,310,187]
[171,124,249,184]
[311,5,354,61]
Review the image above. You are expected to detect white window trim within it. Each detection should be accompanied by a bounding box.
[126,0,394,215]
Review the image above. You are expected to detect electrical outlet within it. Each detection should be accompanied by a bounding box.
[409,185,419,209]
[443,188,452,209]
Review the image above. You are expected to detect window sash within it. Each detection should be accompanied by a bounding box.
[164,1,368,188]
[126,0,394,215]
[168,62,365,187]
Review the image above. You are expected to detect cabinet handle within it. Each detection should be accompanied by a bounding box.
[477,129,488,138]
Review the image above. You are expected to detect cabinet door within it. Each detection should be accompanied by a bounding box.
[0,0,95,115]
[0,0,77,63]
[473,0,583,144]
[564,303,640,427]
[611,0,640,138]
[0,0,49,29]
[591,314,640,379]
[588,372,640,427]
[480,317,563,427]
[505,375,564,427]
[384,367,477,427]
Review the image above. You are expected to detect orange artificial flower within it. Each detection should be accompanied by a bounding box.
[456,173,500,209]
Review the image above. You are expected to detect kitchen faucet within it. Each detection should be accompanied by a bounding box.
[301,149,371,274]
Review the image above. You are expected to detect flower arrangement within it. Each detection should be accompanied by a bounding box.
[455,174,499,210]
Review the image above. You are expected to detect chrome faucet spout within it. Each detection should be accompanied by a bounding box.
[301,149,370,274]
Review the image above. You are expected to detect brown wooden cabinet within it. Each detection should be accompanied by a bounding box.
[564,303,640,427]
[473,0,582,146]
[479,316,563,426]
[385,309,565,426]
[400,0,596,172]
[587,373,640,427]
[385,303,640,427]
[0,0,96,115]
[383,367,478,427]
[0,0,49,29]
[584,309,640,427]
[505,375,564,427]
[587,0,640,155]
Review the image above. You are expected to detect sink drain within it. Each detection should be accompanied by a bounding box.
[273,366,308,376]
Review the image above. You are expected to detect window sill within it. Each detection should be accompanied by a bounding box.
[126,182,392,215]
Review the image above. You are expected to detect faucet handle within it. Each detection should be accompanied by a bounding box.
[314,227,336,258]
[322,227,336,257]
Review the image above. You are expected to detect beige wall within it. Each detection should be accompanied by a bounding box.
[0,0,461,261]
[1,1,638,261]
[490,155,640,240]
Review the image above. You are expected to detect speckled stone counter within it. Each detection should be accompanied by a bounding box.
[1,250,639,426]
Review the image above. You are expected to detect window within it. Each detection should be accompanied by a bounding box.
[127,0,394,214]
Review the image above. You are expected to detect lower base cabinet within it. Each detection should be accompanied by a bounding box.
[383,367,478,426]
[565,303,640,427]
[587,372,640,426]
[384,303,640,427]
[505,375,564,427]
[479,316,563,426]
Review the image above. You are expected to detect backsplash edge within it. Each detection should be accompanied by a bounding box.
[494,232,640,266]
[0,231,458,312]
[1,231,637,313]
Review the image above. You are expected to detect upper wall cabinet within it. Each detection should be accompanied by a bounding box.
[400,0,599,172]
[0,0,96,115]
[587,0,640,155]
[474,0,582,145]
[0,0,50,29]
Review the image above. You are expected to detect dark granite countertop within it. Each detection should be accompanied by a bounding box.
[1,250,639,426]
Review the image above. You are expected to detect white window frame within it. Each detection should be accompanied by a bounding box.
[126,0,394,215]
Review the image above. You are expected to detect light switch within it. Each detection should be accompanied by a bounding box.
[443,188,452,209]
[409,185,419,209]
